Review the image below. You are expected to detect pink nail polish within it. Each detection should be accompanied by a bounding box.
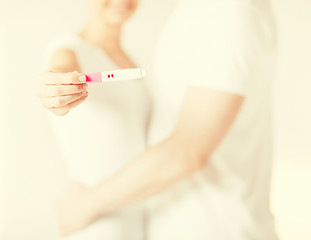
[79,76,86,82]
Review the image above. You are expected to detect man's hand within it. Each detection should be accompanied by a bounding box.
[57,182,97,236]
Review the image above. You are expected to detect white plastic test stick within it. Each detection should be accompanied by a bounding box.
[86,68,146,83]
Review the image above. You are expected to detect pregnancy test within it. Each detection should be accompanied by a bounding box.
[85,68,146,83]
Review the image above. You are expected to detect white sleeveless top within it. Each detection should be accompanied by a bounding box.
[43,34,150,240]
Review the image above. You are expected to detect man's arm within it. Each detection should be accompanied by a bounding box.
[91,87,244,214]
[58,87,244,235]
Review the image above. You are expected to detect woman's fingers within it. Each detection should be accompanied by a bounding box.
[36,71,89,116]
[37,83,88,97]
[67,93,88,109]
[49,94,89,116]
[42,91,88,109]
[39,71,86,85]
[50,106,71,116]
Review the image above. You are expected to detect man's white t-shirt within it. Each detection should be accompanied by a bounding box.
[147,0,278,239]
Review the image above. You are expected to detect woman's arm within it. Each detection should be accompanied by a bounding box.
[36,49,88,116]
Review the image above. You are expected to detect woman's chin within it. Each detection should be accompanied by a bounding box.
[107,9,134,23]
[106,15,131,26]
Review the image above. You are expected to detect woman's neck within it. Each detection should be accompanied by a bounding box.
[80,18,123,52]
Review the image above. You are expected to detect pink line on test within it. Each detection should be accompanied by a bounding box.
[86,72,102,83]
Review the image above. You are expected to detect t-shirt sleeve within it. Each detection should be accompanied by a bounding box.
[188,3,265,95]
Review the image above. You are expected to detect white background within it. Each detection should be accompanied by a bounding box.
[0,0,310,239]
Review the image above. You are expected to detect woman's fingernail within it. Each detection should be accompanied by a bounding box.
[79,75,86,82]
[82,83,88,89]
[82,90,87,94]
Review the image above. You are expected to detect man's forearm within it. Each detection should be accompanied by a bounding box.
[57,88,243,235]
[89,136,206,218]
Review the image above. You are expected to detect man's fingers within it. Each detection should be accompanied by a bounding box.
[39,71,87,85]
[42,91,88,109]
[37,83,88,97]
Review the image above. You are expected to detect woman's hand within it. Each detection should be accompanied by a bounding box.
[36,71,88,116]
[57,182,98,236]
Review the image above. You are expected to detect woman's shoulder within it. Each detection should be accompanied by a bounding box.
[44,33,83,52]
[42,34,83,70]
